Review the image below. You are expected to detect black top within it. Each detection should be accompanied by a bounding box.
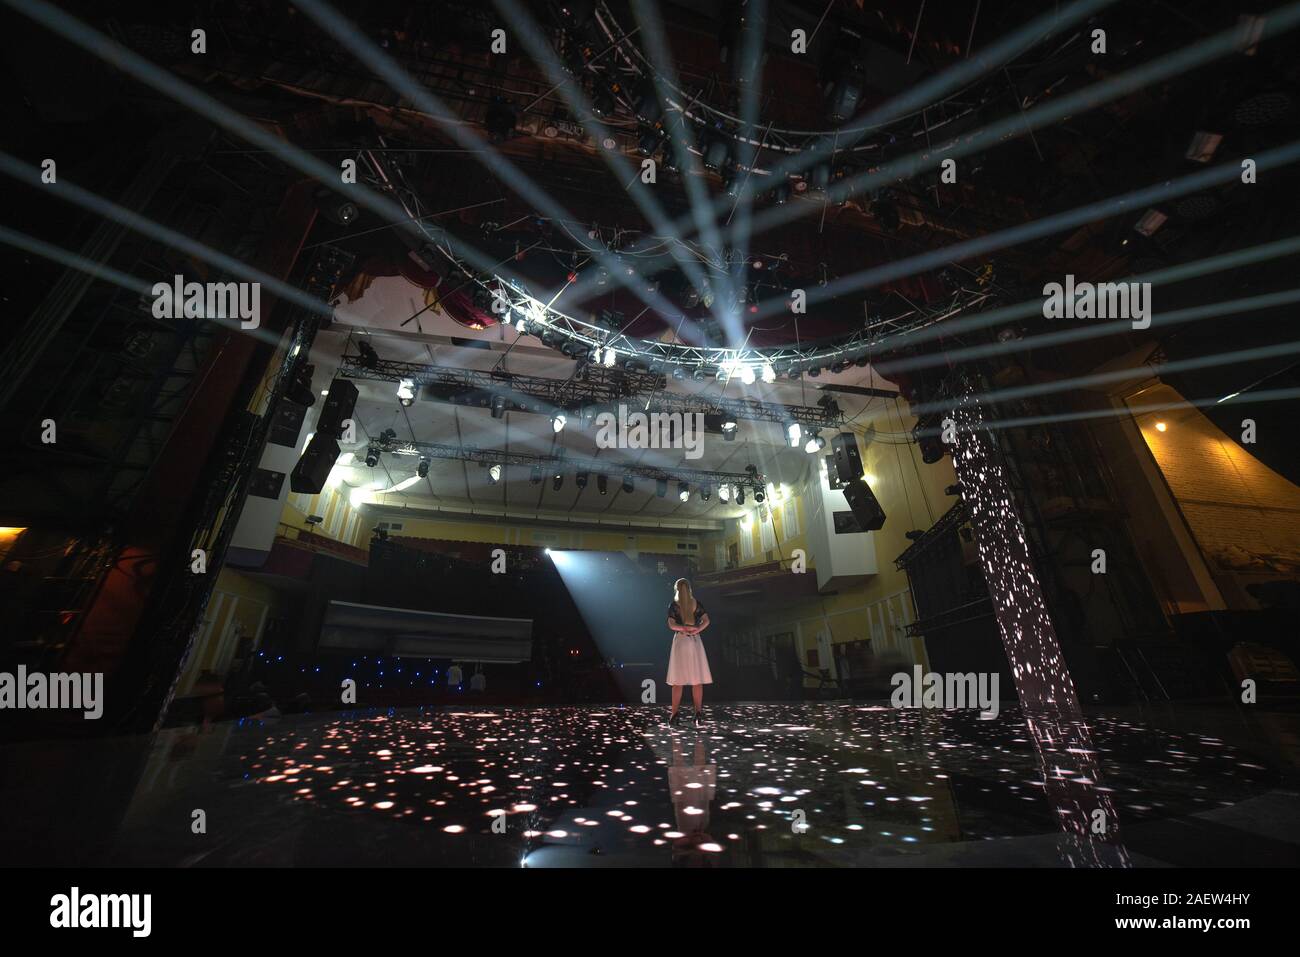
[668,600,708,626]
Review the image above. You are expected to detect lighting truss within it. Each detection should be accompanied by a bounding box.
[372,438,767,490]
[338,354,850,428]
[357,146,992,377]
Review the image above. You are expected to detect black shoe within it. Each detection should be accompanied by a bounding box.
[667,710,680,726]
[693,710,704,728]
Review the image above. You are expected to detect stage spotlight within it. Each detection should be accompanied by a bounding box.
[530,466,543,485]
[754,486,766,504]
[804,433,827,454]
[656,478,667,498]
[718,484,732,503]
[576,471,589,489]
[677,482,690,503]
[488,464,502,484]
[417,457,430,478]
[672,366,686,381]
[914,411,946,464]
[553,472,564,491]
[622,475,635,494]
[597,474,608,495]
[701,484,712,502]
[365,446,380,468]
[761,363,776,383]
[603,346,617,368]
[786,422,803,447]
[491,395,507,418]
[739,364,756,385]
[692,367,707,381]
[736,486,746,505]
[721,419,738,441]
[357,339,380,369]
[396,378,416,407]
[552,412,567,433]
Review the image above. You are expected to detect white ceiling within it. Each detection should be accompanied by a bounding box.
[305,276,902,527]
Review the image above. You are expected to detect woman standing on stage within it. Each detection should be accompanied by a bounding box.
[666,578,712,727]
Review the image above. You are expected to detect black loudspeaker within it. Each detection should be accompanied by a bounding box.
[290,433,340,494]
[832,432,864,483]
[842,479,886,531]
[317,378,359,438]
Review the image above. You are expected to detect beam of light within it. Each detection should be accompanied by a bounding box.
[898,306,1300,420]
[290,0,691,337]
[490,0,720,342]
[744,138,1300,327]
[586,0,1113,277]
[0,150,350,324]
[581,1,1300,284]
[881,286,1300,388]
[949,385,1080,713]
[0,223,285,353]
[723,0,770,345]
[852,234,1300,368]
[1,0,607,350]
[918,385,1300,442]
[546,551,679,702]
[629,0,741,346]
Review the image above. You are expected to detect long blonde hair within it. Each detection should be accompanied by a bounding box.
[673,578,696,618]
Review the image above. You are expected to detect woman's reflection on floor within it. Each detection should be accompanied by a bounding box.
[660,732,721,865]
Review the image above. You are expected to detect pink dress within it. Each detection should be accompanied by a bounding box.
[667,600,713,686]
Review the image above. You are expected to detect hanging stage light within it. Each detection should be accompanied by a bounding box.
[530,466,543,485]
[736,486,746,505]
[488,464,503,484]
[701,484,712,502]
[786,422,803,447]
[552,412,567,433]
[576,471,589,490]
[739,364,756,385]
[365,445,380,468]
[597,474,609,495]
[656,478,668,498]
[552,472,564,491]
[722,419,738,442]
[804,433,827,454]
[396,378,416,407]
[761,363,776,383]
[491,395,507,419]
[754,486,766,504]
[622,475,635,494]
[718,484,732,503]
[603,346,617,368]
[417,457,430,478]
[677,482,690,503]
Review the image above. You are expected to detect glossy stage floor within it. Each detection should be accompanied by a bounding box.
[4,702,1299,867]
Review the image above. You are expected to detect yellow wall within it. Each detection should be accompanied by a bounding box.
[176,567,280,696]
[706,400,954,677]
[1133,383,1300,608]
